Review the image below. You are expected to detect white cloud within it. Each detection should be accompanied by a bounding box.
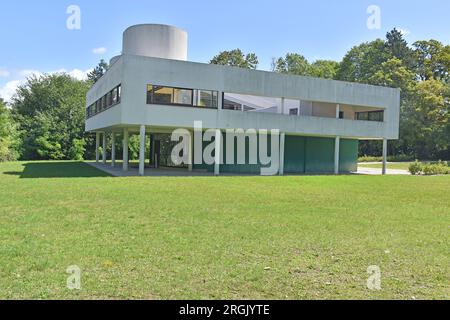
[0,69,10,78]
[0,80,21,102]
[0,68,92,102]
[398,28,410,36]
[19,69,42,78]
[49,68,92,81]
[92,47,107,55]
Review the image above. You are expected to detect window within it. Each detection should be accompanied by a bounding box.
[102,95,107,110]
[112,87,117,104]
[117,85,121,103]
[355,111,384,122]
[196,90,218,108]
[339,111,344,119]
[289,108,299,115]
[86,84,121,119]
[149,86,174,104]
[369,111,384,122]
[174,88,193,105]
[107,92,112,106]
[223,100,242,111]
[147,84,217,108]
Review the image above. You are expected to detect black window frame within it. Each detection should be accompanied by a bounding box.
[86,84,122,119]
[146,84,218,109]
[355,110,384,122]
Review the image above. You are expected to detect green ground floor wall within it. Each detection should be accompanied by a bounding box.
[193,135,358,174]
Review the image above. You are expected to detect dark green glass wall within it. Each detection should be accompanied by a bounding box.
[193,133,358,174]
[339,139,359,172]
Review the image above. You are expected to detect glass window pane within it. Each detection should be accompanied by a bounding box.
[173,88,192,105]
[198,90,213,107]
[357,112,369,121]
[153,86,173,104]
[146,85,153,104]
[112,88,117,104]
[369,111,384,122]
[223,99,242,111]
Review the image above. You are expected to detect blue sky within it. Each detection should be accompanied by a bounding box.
[1,0,449,101]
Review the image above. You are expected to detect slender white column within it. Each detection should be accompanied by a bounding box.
[279,133,285,175]
[214,130,221,176]
[139,125,146,176]
[218,92,223,110]
[188,131,193,172]
[336,104,340,119]
[111,133,116,167]
[102,133,107,164]
[123,128,129,172]
[334,136,340,175]
[95,132,100,163]
[382,139,388,175]
[279,97,285,114]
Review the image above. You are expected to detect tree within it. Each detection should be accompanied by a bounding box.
[0,98,20,161]
[336,39,390,83]
[309,60,340,79]
[210,49,259,69]
[367,58,418,156]
[413,40,450,82]
[369,58,416,93]
[11,73,93,160]
[87,59,109,84]
[273,53,310,75]
[385,28,416,69]
[408,80,450,159]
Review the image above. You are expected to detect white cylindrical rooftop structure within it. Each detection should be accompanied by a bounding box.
[122,24,188,61]
[109,55,121,66]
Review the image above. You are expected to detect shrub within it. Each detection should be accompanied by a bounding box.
[388,154,415,162]
[68,138,86,161]
[421,161,450,176]
[358,156,382,162]
[409,161,423,175]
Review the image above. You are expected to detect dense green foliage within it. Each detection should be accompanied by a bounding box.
[210,49,259,69]
[409,160,450,175]
[273,54,339,79]
[0,98,20,161]
[337,30,449,159]
[10,74,94,160]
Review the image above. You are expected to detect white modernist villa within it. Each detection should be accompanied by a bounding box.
[86,24,400,176]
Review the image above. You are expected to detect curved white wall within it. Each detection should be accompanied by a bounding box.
[109,55,121,66]
[122,24,188,61]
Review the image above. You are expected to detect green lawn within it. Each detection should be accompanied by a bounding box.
[0,161,448,300]
[358,162,413,170]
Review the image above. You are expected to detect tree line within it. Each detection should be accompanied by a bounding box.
[0,28,448,162]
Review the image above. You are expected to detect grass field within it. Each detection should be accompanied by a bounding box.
[0,161,448,300]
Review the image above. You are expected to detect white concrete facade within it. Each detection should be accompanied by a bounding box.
[86,54,400,140]
[86,24,401,176]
